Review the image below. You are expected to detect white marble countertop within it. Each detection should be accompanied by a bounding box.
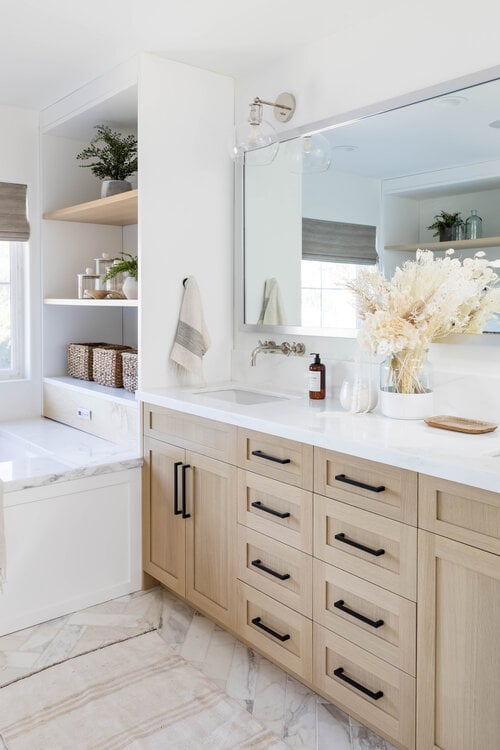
[0,418,142,493]
[138,384,500,493]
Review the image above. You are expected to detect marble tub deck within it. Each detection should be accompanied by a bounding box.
[0,587,397,750]
[0,418,142,492]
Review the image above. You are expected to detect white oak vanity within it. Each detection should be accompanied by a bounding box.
[140,391,500,750]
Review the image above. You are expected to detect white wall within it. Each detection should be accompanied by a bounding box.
[139,53,234,388]
[0,106,40,421]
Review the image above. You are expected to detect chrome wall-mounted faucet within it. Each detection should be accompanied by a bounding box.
[250,340,306,366]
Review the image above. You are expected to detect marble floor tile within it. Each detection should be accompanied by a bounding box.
[180,611,216,664]
[283,675,318,749]
[317,702,352,750]
[226,641,260,701]
[350,718,397,750]
[200,625,237,686]
[252,657,287,739]
[34,624,84,668]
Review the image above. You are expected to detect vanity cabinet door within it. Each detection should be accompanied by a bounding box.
[143,437,186,596]
[184,451,237,628]
[417,531,500,750]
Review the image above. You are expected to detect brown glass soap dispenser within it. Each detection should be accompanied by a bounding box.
[309,353,326,399]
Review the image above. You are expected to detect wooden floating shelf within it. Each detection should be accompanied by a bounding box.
[43,189,138,226]
[44,298,138,307]
[385,236,500,252]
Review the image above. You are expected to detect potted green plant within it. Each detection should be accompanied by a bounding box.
[427,211,461,242]
[76,125,138,198]
[103,252,138,299]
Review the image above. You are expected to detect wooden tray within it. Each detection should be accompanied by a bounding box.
[425,415,498,434]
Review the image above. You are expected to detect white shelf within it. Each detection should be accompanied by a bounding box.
[44,376,138,405]
[385,236,500,252]
[44,298,138,307]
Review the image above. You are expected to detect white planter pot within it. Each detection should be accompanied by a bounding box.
[122,275,138,300]
[379,388,434,420]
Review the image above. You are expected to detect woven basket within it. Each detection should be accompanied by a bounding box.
[67,342,109,381]
[121,349,138,392]
[92,345,132,388]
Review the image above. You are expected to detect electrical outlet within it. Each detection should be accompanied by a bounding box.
[77,407,91,420]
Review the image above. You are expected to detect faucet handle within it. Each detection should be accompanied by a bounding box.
[294,343,306,356]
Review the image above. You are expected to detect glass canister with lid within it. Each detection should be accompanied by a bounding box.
[94,252,114,290]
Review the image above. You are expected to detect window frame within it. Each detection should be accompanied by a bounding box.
[0,241,25,381]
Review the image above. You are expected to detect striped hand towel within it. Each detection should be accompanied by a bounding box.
[170,277,210,378]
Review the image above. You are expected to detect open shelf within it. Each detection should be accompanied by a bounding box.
[43,189,138,226]
[44,298,138,307]
[44,376,138,405]
[385,236,500,252]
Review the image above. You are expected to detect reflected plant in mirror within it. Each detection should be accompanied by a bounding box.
[239,76,500,335]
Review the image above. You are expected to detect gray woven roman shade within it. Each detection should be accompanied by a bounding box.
[0,182,30,241]
[302,217,377,265]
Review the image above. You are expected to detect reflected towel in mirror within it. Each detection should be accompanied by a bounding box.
[170,277,210,379]
[257,278,286,325]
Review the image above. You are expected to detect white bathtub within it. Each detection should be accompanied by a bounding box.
[0,420,142,637]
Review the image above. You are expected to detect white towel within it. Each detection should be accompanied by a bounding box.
[257,278,286,325]
[0,479,5,590]
[170,277,211,378]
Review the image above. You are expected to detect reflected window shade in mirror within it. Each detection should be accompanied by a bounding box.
[0,182,29,241]
[302,218,377,265]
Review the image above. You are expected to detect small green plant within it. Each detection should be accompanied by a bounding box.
[427,210,461,237]
[76,125,138,181]
[103,253,138,281]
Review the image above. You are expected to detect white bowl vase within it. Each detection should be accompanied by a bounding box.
[379,389,434,420]
[122,275,138,300]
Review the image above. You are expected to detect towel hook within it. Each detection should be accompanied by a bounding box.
[182,277,188,287]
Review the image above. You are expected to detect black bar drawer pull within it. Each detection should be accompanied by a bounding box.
[335,473,385,493]
[334,599,384,629]
[173,461,183,516]
[333,667,384,700]
[181,464,191,519]
[251,616,290,642]
[251,450,291,465]
[251,559,291,581]
[334,532,385,557]
[251,501,290,519]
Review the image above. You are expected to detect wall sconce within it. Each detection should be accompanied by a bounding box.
[284,133,332,174]
[229,92,296,165]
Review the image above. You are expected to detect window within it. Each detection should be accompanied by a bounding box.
[0,241,24,379]
[301,259,365,328]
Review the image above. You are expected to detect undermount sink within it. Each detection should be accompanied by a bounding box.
[193,387,291,405]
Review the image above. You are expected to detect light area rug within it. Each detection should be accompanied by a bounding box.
[0,631,286,750]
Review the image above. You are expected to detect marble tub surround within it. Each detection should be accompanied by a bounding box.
[0,418,142,492]
[0,586,397,750]
[138,384,500,492]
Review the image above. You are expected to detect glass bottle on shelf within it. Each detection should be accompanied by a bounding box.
[465,209,482,240]
[451,218,465,241]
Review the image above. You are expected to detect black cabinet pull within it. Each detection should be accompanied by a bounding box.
[333,667,383,700]
[251,501,290,519]
[334,532,385,557]
[251,616,290,642]
[334,599,384,629]
[173,461,183,516]
[335,473,385,493]
[181,464,191,519]
[251,559,291,581]
[251,450,291,465]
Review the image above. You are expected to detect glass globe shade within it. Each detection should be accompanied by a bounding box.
[229,119,279,165]
[285,133,332,174]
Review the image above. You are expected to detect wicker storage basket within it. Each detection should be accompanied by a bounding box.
[121,349,138,392]
[92,345,132,388]
[67,342,109,381]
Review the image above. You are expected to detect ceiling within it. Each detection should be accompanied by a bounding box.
[1,0,398,111]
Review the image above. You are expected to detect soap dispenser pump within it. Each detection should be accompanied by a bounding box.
[309,353,326,400]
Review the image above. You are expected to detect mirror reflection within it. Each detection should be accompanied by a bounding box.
[243,77,500,333]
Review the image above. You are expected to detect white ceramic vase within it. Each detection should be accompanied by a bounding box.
[379,389,434,420]
[122,275,138,300]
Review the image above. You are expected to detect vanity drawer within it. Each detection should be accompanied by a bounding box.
[237,428,313,489]
[237,470,312,552]
[237,582,312,681]
[313,560,416,675]
[419,474,500,555]
[144,404,237,463]
[314,448,417,526]
[237,526,312,617]
[313,624,415,750]
[314,495,417,600]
